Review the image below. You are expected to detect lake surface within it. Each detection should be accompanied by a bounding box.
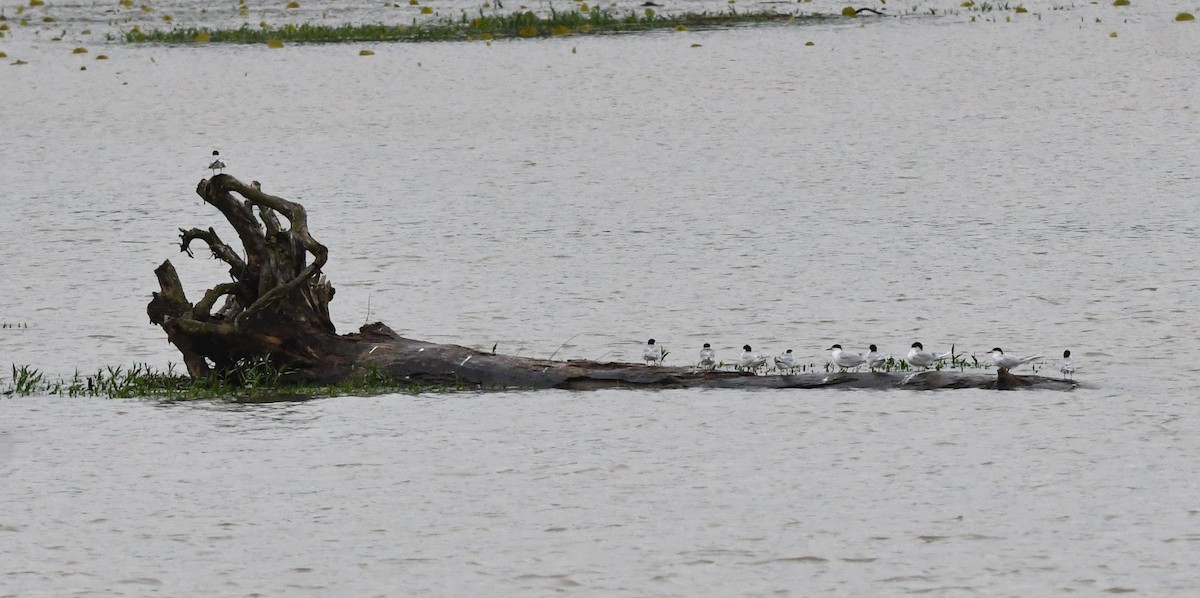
[3,0,1200,594]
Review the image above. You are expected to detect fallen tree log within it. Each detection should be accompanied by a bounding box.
[148,175,1075,391]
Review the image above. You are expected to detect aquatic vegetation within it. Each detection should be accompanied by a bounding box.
[72,46,87,53]
[122,8,829,44]
[2,361,457,399]
[1112,0,1129,6]
[1177,12,1195,22]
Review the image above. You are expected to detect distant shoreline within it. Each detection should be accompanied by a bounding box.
[122,9,838,44]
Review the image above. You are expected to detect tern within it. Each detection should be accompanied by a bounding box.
[866,344,887,372]
[907,342,951,370]
[989,347,1042,371]
[1060,350,1075,380]
[643,339,663,366]
[828,344,866,372]
[698,343,717,370]
[207,150,226,174]
[740,345,767,373]
[774,349,797,373]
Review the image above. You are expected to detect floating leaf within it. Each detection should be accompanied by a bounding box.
[1014,5,1027,13]
[194,31,210,42]
[408,0,417,4]
[644,7,654,17]
[140,4,152,12]
[12,59,28,65]
[161,14,172,21]
[1109,31,1117,37]
[1112,0,1129,5]
[118,0,132,7]
[266,37,283,47]
[690,43,700,47]
[804,40,814,46]
[72,46,87,53]
[359,49,374,55]
[80,28,90,34]
[239,8,248,15]
[287,1,299,7]
[420,6,432,13]
[571,46,576,53]
[0,52,6,58]
[961,1,974,6]
[1177,12,1194,21]
[80,65,86,70]
[96,54,108,59]
[42,16,55,22]
[841,6,856,17]
[30,0,45,6]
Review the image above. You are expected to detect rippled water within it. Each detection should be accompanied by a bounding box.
[3,0,1200,594]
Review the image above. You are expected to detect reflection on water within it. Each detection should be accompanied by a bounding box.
[2,0,1200,594]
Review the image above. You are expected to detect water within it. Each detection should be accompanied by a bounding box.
[3,0,1200,594]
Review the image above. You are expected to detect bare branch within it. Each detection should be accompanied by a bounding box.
[179,227,246,275]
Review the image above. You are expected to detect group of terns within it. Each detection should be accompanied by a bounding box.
[643,339,1076,380]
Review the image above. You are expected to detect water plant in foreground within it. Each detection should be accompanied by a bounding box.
[2,361,459,400]
[121,8,830,44]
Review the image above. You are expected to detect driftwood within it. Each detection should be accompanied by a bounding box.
[148,175,1075,391]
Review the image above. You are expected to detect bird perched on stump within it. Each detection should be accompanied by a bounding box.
[207,150,226,174]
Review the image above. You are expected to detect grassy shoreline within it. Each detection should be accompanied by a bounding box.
[122,8,835,44]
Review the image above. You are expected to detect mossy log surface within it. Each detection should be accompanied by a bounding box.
[149,175,1075,391]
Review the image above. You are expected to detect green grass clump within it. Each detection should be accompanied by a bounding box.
[122,8,828,44]
[3,361,479,400]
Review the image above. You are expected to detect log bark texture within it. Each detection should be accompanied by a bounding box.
[148,175,1075,391]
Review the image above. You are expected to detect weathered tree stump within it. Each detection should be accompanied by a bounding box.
[148,175,1075,391]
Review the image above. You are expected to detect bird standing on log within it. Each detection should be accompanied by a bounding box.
[1060,350,1075,380]
[829,344,866,372]
[740,345,767,373]
[207,150,226,174]
[643,339,663,366]
[907,342,951,370]
[866,344,887,372]
[990,348,1042,371]
[774,349,797,373]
